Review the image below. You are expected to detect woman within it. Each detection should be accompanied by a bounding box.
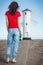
[5,1,22,63]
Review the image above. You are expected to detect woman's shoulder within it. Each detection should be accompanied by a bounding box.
[16,11,21,17]
[16,11,21,14]
[5,11,10,15]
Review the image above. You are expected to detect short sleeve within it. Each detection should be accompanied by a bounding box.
[17,11,21,17]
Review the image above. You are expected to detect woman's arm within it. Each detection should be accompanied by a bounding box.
[18,17,22,36]
[5,15,9,28]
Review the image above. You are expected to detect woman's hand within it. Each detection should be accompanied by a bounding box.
[20,32,22,36]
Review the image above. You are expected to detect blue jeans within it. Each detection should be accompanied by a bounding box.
[6,28,19,58]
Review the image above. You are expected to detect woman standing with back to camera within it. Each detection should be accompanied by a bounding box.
[5,1,22,63]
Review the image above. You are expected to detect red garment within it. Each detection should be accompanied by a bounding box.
[5,11,21,28]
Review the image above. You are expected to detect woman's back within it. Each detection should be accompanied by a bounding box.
[5,11,21,28]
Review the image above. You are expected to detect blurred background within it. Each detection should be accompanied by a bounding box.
[0,0,43,40]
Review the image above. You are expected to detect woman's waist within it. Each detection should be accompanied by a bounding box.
[8,25,19,28]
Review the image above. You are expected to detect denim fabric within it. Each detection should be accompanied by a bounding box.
[6,28,19,58]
